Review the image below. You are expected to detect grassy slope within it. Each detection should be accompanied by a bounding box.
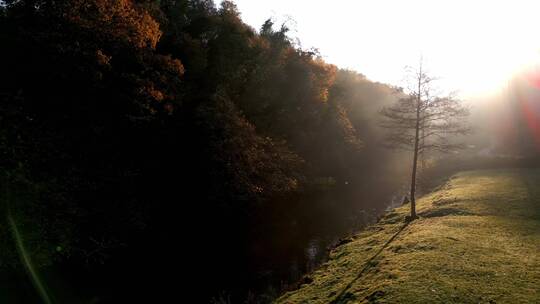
[276,169,540,304]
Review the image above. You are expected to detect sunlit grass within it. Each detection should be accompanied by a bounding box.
[276,169,540,303]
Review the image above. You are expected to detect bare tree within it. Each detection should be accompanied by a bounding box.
[381,61,469,220]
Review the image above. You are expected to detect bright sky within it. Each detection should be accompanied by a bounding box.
[228,0,540,97]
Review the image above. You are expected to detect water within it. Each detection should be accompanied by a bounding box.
[1,184,407,303]
[230,186,405,303]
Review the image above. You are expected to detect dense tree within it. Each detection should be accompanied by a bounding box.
[0,0,402,302]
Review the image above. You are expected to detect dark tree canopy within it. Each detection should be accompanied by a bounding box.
[0,1,411,302]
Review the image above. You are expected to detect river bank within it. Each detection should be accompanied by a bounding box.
[277,169,540,303]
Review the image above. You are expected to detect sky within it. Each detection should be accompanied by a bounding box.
[226,0,540,98]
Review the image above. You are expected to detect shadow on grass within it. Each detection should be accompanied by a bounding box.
[330,220,411,304]
[419,207,476,218]
[522,173,540,221]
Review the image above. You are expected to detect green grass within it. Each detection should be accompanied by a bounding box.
[276,169,540,304]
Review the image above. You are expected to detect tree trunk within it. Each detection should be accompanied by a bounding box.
[409,66,422,220]
[410,115,419,219]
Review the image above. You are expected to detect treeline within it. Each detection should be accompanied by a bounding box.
[0,0,403,302]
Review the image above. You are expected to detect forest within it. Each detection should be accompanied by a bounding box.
[0,0,538,303]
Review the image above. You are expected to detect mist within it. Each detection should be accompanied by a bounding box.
[0,1,539,303]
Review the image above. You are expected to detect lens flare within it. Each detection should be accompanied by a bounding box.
[517,68,540,150]
[7,209,52,304]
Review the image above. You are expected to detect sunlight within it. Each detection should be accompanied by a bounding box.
[3,0,540,302]
[233,0,540,96]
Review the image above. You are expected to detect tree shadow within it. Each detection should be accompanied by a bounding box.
[330,220,411,304]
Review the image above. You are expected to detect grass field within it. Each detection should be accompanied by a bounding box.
[276,169,540,304]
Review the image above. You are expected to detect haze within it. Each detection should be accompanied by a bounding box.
[1,1,539,303]
[232,0,540,97]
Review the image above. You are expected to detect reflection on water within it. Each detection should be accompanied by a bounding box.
[304,238,320,272]
[243,186,407,303]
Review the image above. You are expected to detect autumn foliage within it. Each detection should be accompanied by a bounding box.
[0,0,400,302]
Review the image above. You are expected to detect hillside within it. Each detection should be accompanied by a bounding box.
[276,169,540,303]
